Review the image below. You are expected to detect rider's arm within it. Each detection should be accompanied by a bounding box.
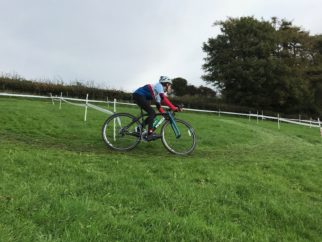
[156,102,165,113]
[159,93,177,111]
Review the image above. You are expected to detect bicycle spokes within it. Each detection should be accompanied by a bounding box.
[161,119,196,155]
[102,113,141,150]
[102,112,196,155]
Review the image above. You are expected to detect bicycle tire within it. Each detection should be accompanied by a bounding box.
[102,113,141,151]
[161,118,196,155]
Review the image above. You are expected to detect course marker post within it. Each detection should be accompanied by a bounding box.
[257,110,259,124]
[278,113,280,129]
[59,92,62,110]
[84,94,89,122]
[113,98,116,141]
[49,93,55,105]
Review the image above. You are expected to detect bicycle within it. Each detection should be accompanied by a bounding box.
[101,108,196,155]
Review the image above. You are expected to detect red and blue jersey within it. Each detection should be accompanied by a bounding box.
[134,83,177,112]
[134,84,157,101]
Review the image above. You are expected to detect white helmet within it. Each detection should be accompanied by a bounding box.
[159,76,172,85]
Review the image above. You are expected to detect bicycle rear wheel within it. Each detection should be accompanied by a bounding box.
[102,113,141,151]
[161,118,196,155]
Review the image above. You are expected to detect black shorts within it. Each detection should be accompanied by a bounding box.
[132,93,156,129]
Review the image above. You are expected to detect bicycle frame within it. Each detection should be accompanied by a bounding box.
[167,111,181,138]
[121,110,181,139]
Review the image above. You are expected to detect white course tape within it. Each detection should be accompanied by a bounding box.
[280,118,319,128]
[87,103,114,115]
[1,92,320,129]
[61,98,86,107]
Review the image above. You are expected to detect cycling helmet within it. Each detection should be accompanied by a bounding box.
[159,76,172,85]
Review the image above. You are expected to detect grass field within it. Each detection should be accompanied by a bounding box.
[0,97,322,241]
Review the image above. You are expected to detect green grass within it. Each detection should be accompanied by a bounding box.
[0,97,322,241]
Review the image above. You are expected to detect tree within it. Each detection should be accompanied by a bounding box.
[202,17,319,113]
[172,77,216,97]
[305,35,322,112]
[172,77,188,96]
[186,85,198,96]
[272,19,314,112]
[197,85,216,97]
[202,17,278,108]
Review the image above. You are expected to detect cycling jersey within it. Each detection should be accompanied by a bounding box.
[134,82,176,113]
[134,83,164,102]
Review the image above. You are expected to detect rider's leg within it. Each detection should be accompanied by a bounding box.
[133,94,155,133]
[141,104,155,134]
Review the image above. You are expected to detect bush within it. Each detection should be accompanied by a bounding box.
[1,75,319,119]
[0,76,132,101]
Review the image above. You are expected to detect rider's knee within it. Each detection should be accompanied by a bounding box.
[149,109,156,118]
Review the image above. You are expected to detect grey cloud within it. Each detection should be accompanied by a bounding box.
[1,0,321,92]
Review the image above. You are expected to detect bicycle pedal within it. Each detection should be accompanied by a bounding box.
[145,133,161,142]
[141,131,148,142]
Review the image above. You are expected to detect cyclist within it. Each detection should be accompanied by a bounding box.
[133,76,181,141]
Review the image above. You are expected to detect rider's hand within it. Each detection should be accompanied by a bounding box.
[158,107,165,114]
[162,112,170,120]
[175,105,183,112]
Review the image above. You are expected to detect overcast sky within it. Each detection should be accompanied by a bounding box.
[1,0,322,92]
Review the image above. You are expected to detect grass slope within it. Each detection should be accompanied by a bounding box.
[0,97,322,241]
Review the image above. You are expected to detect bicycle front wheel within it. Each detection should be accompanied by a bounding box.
[161,118,196,155]
[102,113,141,151]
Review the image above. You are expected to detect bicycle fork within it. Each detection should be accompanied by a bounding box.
[168,112,181,139]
